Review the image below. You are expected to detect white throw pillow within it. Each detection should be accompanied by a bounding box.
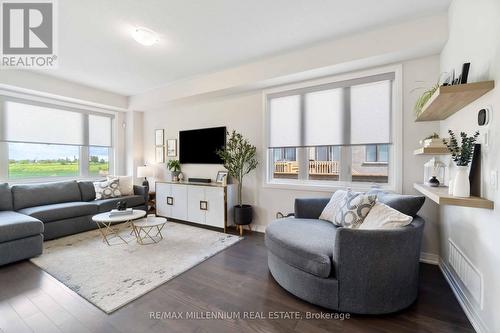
[359,202,413,230]
[107,175,133,196]
[334,192,377,229]
[319,190,348,226]
[94,178,121,200]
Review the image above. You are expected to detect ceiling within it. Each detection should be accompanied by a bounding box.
[39,0,451,96]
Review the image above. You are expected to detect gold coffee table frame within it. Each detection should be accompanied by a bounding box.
[92,210,147,246]
[132,217,167,245]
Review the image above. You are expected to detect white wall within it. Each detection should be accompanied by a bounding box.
[438,1,500,332]
[143,55,441,244]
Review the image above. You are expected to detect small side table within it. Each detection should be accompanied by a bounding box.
[148,192,156,214]
[92,210,146,245]
[132,216,167,245]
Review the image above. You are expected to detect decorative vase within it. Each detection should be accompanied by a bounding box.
[171,171,180,182]
[428,176,440,187]
[452,166,470,197]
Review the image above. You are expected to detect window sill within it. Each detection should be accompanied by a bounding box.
[263,180,396,193]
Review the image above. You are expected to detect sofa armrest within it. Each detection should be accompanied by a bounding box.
[133,185,149,203]
[294,198,330,219]
[333,217,425,313]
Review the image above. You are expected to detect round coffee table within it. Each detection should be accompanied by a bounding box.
[132,216,167,245]
[92,210,146,245]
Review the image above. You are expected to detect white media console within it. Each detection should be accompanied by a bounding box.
[155,181,236,232]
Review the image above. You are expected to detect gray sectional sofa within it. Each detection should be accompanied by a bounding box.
[0,180,147,266]
[265,192,425,314]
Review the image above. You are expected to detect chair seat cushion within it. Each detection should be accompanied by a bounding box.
[94,195,145,213]
[265,218,338,278]
[0,211,44,243]
[18,202,98,223]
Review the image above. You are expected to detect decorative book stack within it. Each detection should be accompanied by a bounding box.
[109,208,133,217]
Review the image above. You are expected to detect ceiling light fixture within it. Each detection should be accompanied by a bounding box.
[132,27,159,46]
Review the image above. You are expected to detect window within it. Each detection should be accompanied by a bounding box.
[0,98,114,180]
[365,144,389,163]
[266,71,396,189]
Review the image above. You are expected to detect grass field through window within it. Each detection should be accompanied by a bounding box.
[8,161,109,179]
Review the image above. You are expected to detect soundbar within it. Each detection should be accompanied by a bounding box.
[188,178,212,183]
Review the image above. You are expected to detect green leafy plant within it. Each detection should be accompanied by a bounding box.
[166,159,181,172]
[413,82,439,118]
[442,130,479,166]
[216,130,258,207]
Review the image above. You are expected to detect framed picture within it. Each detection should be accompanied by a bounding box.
[155,146,164,163]
[155,129,164,146]
[215,171,228,184]
[167,139,177,157]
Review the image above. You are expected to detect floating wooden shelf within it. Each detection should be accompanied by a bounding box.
[413,147,449,155]
[415,81,495,122]
[413,183,494,210]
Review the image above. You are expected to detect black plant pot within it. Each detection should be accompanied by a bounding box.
[234,205,253,225]
[428,176,440,187]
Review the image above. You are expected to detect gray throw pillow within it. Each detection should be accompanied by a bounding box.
[335,192,377,228]
[375,193,425,217]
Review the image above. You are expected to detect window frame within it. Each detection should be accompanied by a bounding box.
[364,144,389,165]
[262,65,403,193]
[0,96,116,183]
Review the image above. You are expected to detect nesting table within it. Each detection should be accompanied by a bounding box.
[92,209,146,245]
[131,216,167,245]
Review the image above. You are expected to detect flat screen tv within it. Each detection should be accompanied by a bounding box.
[179,126,226,164]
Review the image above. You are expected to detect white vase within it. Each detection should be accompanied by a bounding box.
[452,166,470,197]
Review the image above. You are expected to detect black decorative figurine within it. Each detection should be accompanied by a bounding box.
[116,201,127,211]
[428,176,440,187]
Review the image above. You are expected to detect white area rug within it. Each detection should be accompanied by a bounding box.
[31,222,241,313]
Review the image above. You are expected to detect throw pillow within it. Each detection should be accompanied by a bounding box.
[107,175,133,196]
[359,202,413,230]
[334,192,377,229]
[94,178,121,200]
[319,190,348,226]
[376,193,425,217]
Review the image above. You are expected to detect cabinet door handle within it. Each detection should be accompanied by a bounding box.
[200,200,208,211]
[167,197,174,205]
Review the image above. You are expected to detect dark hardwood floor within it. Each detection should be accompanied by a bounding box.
[0,230,474,333]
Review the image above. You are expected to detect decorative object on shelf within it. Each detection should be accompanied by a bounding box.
[116,201,127,211]
[166,159,181,181]
[216,130,258,234]
[215,170,228,184]
[443,130,479,197]
[155,146,164,163]
[155,129,164,145]
[460,63,470,84]
[167,139,177,157]
[137,165,154,191]
[424,157,447,187]
[178,172,184,181]
[412,78,441,118]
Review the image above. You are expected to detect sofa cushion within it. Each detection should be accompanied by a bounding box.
[367,190,425,217]
[94,178,121,200]
[0,183,13,211]
[265,218,338,278]
[94,195,145,213]
[78,181,96,201]
[12,181,82,210]
[0,211,44,243]
[18,202,98,223]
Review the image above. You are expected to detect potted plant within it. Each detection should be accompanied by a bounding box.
[166,160,181,181]
[443,130,479,197]
[216,130,258,229]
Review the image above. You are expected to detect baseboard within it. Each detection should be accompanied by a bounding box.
[419,252,439,265]
[439,259,489,333]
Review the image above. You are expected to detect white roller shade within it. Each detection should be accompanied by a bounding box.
[269,95,301,148]
[304,88,347,146]
[89,114,112,147]
[2,101,85,145]
[350,80,391,145]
